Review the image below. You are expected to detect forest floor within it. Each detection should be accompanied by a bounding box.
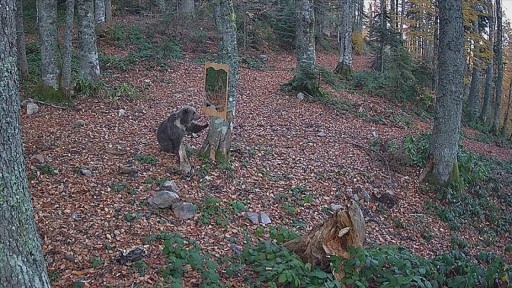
[21,16,512,288]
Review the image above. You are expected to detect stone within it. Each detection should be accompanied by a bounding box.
[260,212,271,224]
[80,169,92,176]
[246,212,259,224]
[74,120,86,127]
[171,202,196,219]
[148,191,180,209]
[297,92,305,101]
[162,180,178,192]
[27,103,39,115]
[330,204,343,212]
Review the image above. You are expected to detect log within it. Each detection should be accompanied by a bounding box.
[283,201,365,279]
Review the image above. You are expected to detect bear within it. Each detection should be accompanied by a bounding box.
[156,106,209,154]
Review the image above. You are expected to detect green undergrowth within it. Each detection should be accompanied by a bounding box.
[145,232,511,287]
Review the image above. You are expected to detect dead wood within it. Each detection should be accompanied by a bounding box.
[282,201,365,279]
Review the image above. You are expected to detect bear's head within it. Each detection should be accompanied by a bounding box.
[179,106,200,126]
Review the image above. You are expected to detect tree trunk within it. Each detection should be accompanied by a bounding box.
[334,0,353,78]
[60,0,75,96]
[16,0,29,80]
[491,0,503,135]
[378,0,385,73]
[286,0,321,97]
[181,0,195,17]
[283,201,365,279]
[201,0,239,163]
[105,0,112,23]
[37,0,59,88]
[95,0,106,26]
[479,1,494,123]
[0,1,52,286]
[500,80,512,136]
[422,0,464,186]
[466,66,480,122]
[77,0,100,80]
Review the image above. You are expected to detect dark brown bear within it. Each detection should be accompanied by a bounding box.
[156,106,209,154]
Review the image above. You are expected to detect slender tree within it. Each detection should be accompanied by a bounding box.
[95,0,106,26]
[105,0,112,23]
[500,80,512,135]
[334,0,354,77]
[421,0,464,186]
[201,0,239,162]
[77,0,100,80]
[181,0,195,16]
[15,0,29,79]
[61,0,75,96]
[285,0,321,97]
[479,0,494,123]
[37,0,59,88]
[0,0,52,285]
[491,0,503,134]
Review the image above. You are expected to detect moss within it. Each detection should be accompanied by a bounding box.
[449,161,463,192]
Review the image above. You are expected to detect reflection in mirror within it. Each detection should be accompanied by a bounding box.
[202,62,229,119]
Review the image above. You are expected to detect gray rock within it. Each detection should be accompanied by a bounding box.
[361,190,370,202]
[118,109,126,117]
[80,169,92,176]
[162,180,178,192]
[317,131,327,137]
[27,103,39,115]
[74,120,86,127]
[330,204,343,212]
[260,212,271,224]
[171,202,196,219]
[148,190,180,208]
[297,92,305,101]
[258,54,268,62]
[246,212,259,224]
[353,193,360,201]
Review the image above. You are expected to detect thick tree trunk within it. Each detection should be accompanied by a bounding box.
[500,80,512,135]
[334,0,353,78]
[286,0,321,97]
[60,0,75,96]
[181,0,194,16]
[16,0,29,79]
[95,0,106,26]
[201,0,239,163]
[77,0,100,80]
[423,0,464,186]
[0,1,52,286]
[37,0,59,88]
[283,201,365,279]
[491,0,503,135]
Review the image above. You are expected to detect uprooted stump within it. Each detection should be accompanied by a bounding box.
[282,201,365,279]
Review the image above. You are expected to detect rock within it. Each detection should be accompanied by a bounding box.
[74,120,86,127]
[118,109,126,117]
[372,131,378,138]
[361,190,370,202]
[30,154,45,164]
[80,169,92,176]
[246,212,259,224]
[317,131,327,137]
[148,191,180,208]
[297,92,305,101]
[162,180,178,192]
[27,103,39,115]
[260,212,271,224]
[171,202,196,219]
[353,193,360,201]
[372,190,399,209]
[258,54,268,62]
[330,204,343,212]
[116,247,146,265]
[118,165,138,175]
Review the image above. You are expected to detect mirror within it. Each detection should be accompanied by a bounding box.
[202,62,229,119]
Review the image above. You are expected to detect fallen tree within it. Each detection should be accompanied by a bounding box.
[283,201,365,279]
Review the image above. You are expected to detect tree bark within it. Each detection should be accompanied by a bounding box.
[15,0,29,80]
[77,0,100,80]
[423,0,464,186]
[37,0,59,88]
[491,0,503,135]
[60,0,75,96]
[334,0,353,78]
[467,65,480,122]
[479,0,494,123]
[500,80,512,135]
[286,0,321,97]
[283,201,365,279]
[181,0,195,17]
[95,0,106,26]
[201,0,239,163]
[0,1,52,285]
[105,0,112,23]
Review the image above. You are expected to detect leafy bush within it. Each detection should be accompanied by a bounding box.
[402,133,430,167]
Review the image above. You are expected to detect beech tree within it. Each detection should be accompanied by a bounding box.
[37,0,59,88]
[0,0,52,285]
[421,0,464,186]
[95,0,106,26]
[15,0,28,79]
[201,0,239,162]
[479,0,494,123]
[334,0,354,77]
[77,0,100,80]
[61,0,75,96]
[491,0,503,134]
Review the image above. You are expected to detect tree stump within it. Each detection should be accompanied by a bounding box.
[178,143,191,174]
[283,201,365,279]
